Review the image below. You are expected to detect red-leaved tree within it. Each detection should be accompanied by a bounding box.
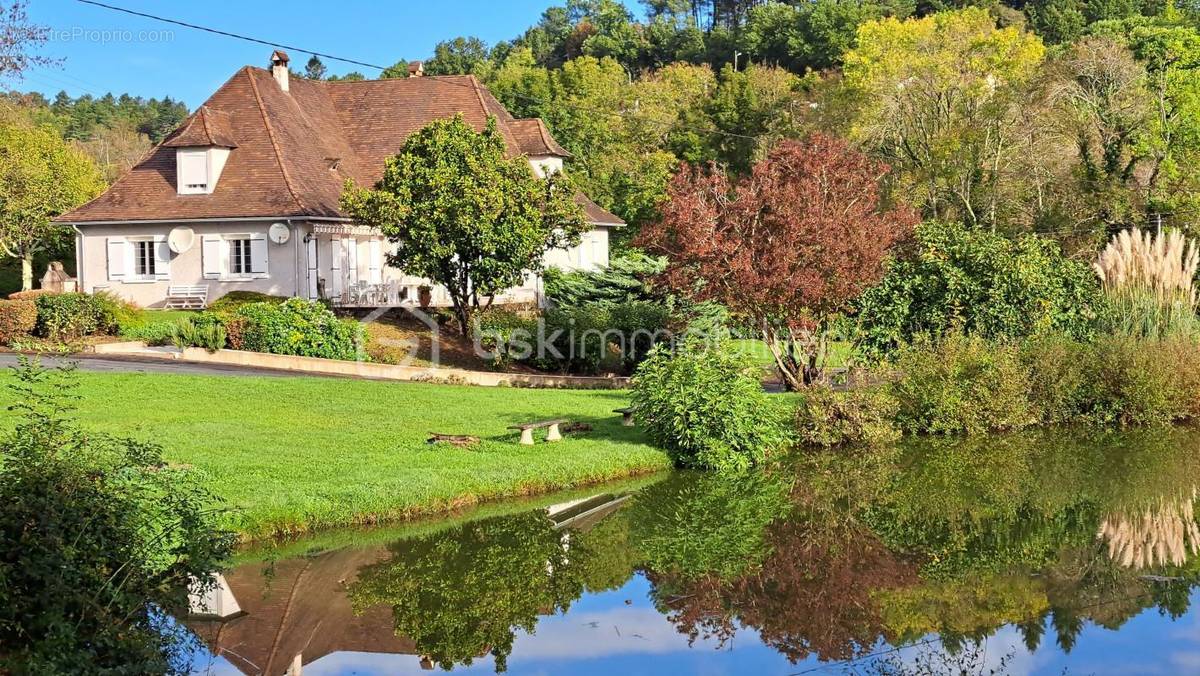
[637,134,917,389]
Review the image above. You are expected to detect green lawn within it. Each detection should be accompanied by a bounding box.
[136,309,199,324]
[0,371,670,541]
[730,338,853,369]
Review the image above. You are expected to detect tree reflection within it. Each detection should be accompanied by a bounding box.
[640,427,1200,665]
[348,511,585,672]
[332,427,1200,673]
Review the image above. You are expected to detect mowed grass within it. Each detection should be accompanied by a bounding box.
[0,370,671,541]
[730,338,853,368]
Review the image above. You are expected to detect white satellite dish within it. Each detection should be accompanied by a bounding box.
[167,227,195,254]
[268,222,291,245]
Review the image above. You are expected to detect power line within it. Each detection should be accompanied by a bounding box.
[74,0,387,71]
[72,0,761,143]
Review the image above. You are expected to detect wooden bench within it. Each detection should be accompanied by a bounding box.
[508,419,568,445]
[164,285,209,309]
[614,407,636,426]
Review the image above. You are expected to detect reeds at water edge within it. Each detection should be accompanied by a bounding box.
[1093,228,1200,340]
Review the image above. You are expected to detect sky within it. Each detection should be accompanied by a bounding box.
[19,0,643,109]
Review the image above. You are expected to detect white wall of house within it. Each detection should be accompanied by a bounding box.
[76,221,309,307]
[77,220,613,308]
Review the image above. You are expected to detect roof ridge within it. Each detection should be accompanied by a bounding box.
[536,119,554,154]
[245,67,307,214]
[467,75,490,120]
[198,106,212,142]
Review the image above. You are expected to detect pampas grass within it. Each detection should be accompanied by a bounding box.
[1098,491,1200,569]
[1094,228,1200,339]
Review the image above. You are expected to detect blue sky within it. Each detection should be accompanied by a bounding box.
[19,0,642,108]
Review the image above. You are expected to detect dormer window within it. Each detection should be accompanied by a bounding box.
[163,107,237,196]
[178,149,210,194]
[174,146,231,195]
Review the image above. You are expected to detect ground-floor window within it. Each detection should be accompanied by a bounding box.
[229,238,252,275]
[133,240,156,278]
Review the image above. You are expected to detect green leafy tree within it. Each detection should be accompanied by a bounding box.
[1046,34,1151,228]
[853,221,1106,362]
[0,111,104,290]
[425,36,492,75]
[341,114,586,335]
[0,359,234,672]
[844,8,1046,226]
[704,63,805,172]
[380,58,410,79]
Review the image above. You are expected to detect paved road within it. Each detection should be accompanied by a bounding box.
[0,353,313,378]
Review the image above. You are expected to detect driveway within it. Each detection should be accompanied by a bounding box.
[0,353,309,378]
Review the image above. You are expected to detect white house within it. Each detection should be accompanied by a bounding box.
[56,51,623,308]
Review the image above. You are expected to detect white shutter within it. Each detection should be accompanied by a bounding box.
[202,235,223,279]
[250,234,268,278]
[153,235,171,281]
[330,237,343,297]
[306,236,319,299]
[348,236,360,284]
[106,237,127,281]
[368,239,382,284]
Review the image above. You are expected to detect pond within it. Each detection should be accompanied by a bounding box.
[185,428,1200,675]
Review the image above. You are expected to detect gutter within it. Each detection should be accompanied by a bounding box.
[59,215,353,227]
[71,224,84,292]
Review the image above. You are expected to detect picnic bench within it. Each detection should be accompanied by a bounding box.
[509,419,568,445]
[164,285,209,309]
[614,406,636,426]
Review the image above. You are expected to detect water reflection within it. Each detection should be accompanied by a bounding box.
[189,428,1200,674]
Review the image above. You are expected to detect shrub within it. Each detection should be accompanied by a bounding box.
[235,297,364,360]
[473,307,536,368]
[0,299,37,344]
[1021,335,1094,425]
[536,305,619,374]
[794,386,900,447]
[888,333,1034,435]
[610,301,671,371]
[631,339,787,471]
[1079,336,1193,426]
[0,360,234,672]
[543,251,667,308]
[34,292,104,340]
[207,290,288,314]
[170,314,227,352]
[117,320,177,346]
[7,289,51,301]
[855,221,1105,362]
[91,291,139,334]
[223,315,247,350]
[1093,228,1199,339]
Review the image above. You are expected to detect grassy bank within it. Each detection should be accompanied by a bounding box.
[0,370,671,541]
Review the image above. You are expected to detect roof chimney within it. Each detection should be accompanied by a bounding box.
[270,50,290,92]
[408,61,424,77]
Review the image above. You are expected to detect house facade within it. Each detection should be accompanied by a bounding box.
[57,51,623,308]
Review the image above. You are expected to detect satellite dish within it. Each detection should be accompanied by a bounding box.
[268,222,291,245]
[167,227,195,254]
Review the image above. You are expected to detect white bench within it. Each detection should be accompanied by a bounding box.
[164,285,209,309]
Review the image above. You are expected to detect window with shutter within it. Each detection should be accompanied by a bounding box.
[178,149,209,194]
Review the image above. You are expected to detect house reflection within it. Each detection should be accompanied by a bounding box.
[187,492,630,675]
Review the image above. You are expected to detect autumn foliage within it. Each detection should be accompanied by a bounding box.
[637,134,917,388]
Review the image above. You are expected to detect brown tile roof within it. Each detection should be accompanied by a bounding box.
[510,118,572,158]
[576,193,624,226]
[162,107,238,148]
[59,66,623,226]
